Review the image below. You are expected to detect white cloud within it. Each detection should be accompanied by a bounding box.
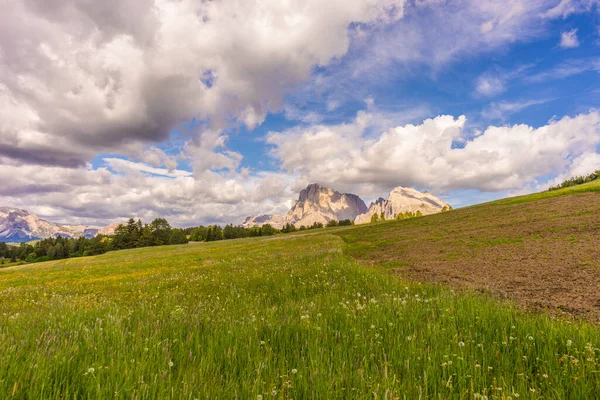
[104,158,192,178]
[481,98,551,120]
[474,64,535,97]
[0,0,406,167]
[291,0,578,112]
[526,57,600,82]
[541,0,599,19]
[0,160,297,227]
[475,76,506,97]
[560,29,580,48]
[267,110,600,196]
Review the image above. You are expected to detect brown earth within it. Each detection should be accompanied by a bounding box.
[336,192,600,322]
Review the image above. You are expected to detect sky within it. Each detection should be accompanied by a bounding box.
[1,0,600,227]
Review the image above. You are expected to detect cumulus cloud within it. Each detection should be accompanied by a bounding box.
[2,0,599,225]
[267,110,600,196]
[0,0,406,167]
[0,159,296,226]
[560,29,580,48]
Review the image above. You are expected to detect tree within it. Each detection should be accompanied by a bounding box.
[169,229,188,245]
[338,219,353,226]
[281,223,296,233]
[380,212,385,221]
[326,220,338,228]
[47,245,56,260]
[370,213,379,223]
[151,218,172,245]
[137,225,156,247]
[223,224,236,240]
[261,224,277,236]
[54,243,65,259]
[189,226,208,241]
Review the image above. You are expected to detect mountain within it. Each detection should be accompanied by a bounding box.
[284,183,367,227]
[241,214,285,229]
[0,207,117,243]
[354,187,450,224]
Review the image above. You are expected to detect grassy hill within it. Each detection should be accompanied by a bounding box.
[338,180,600,322]
[0,183,599,398]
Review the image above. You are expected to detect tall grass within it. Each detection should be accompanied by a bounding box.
[0,235,598,398]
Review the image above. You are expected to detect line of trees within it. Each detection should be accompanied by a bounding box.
[371,210,425,223]
[1,217,361,267]
[0,217,188,265]
[548,170,600,191]
[188,224,278,242]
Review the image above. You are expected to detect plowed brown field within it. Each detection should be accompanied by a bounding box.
[337,190,600,322]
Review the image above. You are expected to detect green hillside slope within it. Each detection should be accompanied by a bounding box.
[337,180,600,322]
[0,184,599,398]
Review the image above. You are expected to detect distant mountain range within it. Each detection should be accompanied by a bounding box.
[0,207,117,243]
[2,184,450,243]
[242,183,450,228]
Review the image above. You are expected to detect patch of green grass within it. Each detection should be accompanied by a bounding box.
[0,234,599,399]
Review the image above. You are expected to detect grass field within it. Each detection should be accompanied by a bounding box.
[1,185,600,398]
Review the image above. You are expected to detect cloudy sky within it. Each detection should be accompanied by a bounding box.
[1,0,600,227]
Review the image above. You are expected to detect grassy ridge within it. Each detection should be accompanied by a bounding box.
[1,233,599,398]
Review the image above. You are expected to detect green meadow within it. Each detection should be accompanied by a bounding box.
[1,185,600,399]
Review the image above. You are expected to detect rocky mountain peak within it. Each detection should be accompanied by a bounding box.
[241,214,285,229]
[355,186,450,224]
[285,184,367,227]
[0,207,117,243]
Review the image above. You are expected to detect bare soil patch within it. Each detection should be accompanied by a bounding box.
[337,192,600,322]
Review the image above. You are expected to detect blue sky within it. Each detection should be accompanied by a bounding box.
[2,0,600,226]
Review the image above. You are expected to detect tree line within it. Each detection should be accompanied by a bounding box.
[548,170,600,191]
[0,217,187,265]
[0,217,360,266]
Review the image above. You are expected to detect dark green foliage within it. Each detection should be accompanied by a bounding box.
[150,218,172,245]
[338,219,353,226]
[370,213,379,223]
[326,219,339,227]
[169,229,188,245]
[260,224,277,236]
[281,223,297,233]
[206,225,224,242]
[1,216,288,266]
[548,169,600,191]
